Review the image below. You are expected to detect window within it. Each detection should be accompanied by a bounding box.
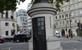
[41,21,45,25]
[23,23,27,25]
[5,31,8,36]
[55,16,57,19]
[5,22,9,26]
[32,17,45,35]
[63,20,64,25]
[6,15,8,19]
[59,15,61,18]
[1,14,3,18]
[24,29,26,31]
[67,20,69,24]
[65,14,68,17]
[12,23,15,27]
[38,23,41,26]
[37,17,44,22]
[11,16,14,19]
[75,20,77,23]
[70,19,72,23]
[41,26,44,30]
[32,16,46,46]
[25,20,27,22]
[62,15,64,18]
[11,30,15,36]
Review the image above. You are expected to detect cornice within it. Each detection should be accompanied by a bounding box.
[28,7,56,17]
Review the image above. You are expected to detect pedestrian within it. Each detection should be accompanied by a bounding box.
[65,32,69,38]
[68,29,73,38]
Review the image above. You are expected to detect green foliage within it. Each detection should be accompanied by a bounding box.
[55,0,63,11]
[55,0,70,11]
[0,0,5,13]
[0,0,17,19]
[0,0,17,13]
[31,0,70,11]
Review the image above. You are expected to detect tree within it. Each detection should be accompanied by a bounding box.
[54,0,70,11]
[4,0,17,18]
[0,0,18,34]
[0,0,5,17]
[0,0,17,17]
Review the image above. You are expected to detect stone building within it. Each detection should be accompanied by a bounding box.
[53,0,82,36]
[0,10,17,38]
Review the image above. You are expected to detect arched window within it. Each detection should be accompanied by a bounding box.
[5,22,9,26]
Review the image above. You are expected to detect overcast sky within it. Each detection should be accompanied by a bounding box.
[16,0,32,11]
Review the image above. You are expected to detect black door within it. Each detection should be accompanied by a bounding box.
[32,17,47,50]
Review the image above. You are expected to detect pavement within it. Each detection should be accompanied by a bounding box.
[61,41,82,50]
[53,37,82,41]
[47,36,82,50]
[0,42,29,50]
[60,37,82,50]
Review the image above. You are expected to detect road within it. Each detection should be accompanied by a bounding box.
[0,42,29,50]
[0,37,82,50]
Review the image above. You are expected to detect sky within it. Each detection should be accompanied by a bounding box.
[16,0,32,11]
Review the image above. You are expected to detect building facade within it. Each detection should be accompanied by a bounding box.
[27,15,32,33]
[0,10,17,38]
[16,9,28,34]
[53,0,82,36]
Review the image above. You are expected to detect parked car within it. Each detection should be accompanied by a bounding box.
[0,36,5,43]
[13,34,31,42]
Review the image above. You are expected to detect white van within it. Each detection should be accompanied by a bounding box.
[55,31,61,38]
